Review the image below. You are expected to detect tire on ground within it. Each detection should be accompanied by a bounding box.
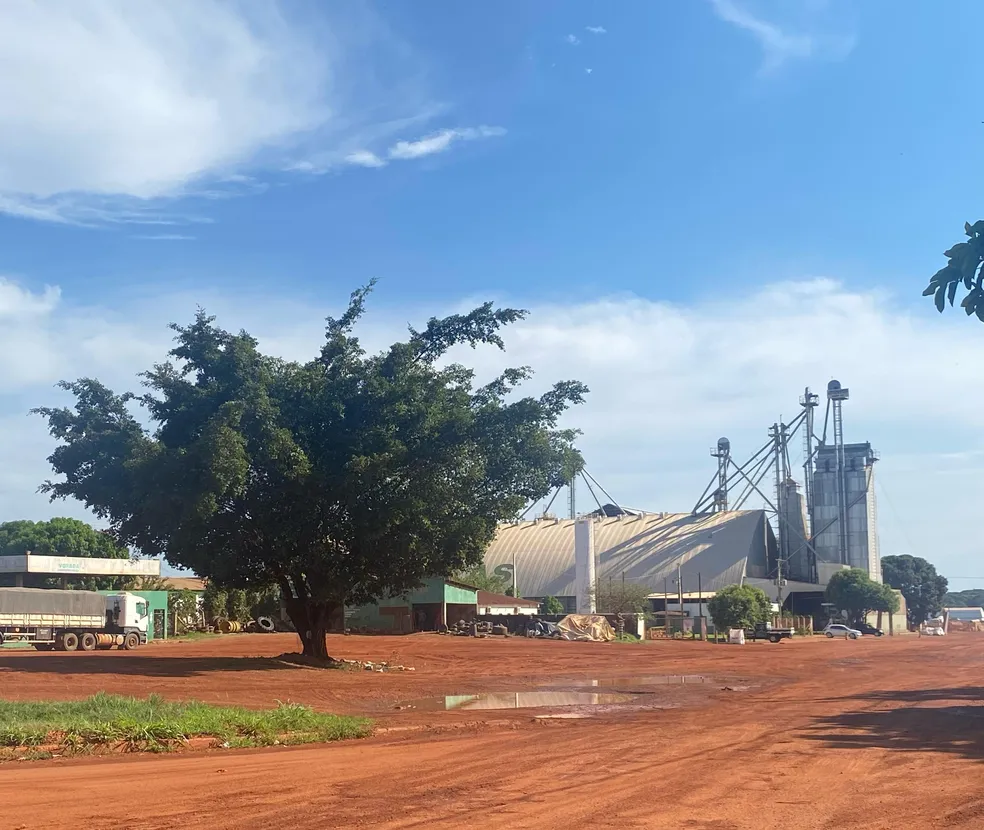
[61,632,79,652]
[80,632,97,651]
[123,632,140,650]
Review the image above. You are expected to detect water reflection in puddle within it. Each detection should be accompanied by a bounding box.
[410,691,636,711]
[583,675,709,687]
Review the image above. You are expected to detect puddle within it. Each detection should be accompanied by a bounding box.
[405,692,636,711]
[580,675,710,687]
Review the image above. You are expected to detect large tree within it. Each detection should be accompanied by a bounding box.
[34,286,586,659]
[922,221,984,319]
[825,568,899,626]
[881,554,948,627]
[0,517,130,590]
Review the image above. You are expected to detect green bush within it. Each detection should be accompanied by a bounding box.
[707,584,771,631]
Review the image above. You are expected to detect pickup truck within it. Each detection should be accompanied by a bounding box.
[744,622,794,643]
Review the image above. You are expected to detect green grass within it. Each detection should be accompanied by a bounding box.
[0,693,372,755]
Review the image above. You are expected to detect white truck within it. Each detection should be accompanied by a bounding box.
[0,587,149,651]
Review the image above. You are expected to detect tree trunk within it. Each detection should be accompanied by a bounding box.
[281,594,336,660]
[308,603,334,660]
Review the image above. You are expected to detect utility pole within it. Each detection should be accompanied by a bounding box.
[676,563,684,614]
[775,557,786,616]
[664,577,669,635]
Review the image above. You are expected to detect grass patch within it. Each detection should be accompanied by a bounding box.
[0,693,371,755]
[613,633,645,644]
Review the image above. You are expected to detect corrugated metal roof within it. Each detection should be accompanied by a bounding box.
[484,510,774,599]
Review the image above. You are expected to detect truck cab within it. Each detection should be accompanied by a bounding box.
[106,592,150,642]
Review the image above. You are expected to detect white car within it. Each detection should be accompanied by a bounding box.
[823,623,862,640]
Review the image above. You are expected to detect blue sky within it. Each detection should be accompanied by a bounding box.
[2,0,983,588]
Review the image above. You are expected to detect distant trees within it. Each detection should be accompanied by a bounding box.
[456,564,509,595]
[944,589,984,608]
[825,568,899,626]
[35,286,585,659]
[707,584,772,631]
[541,596,565,615]
[881,555,948,627]
[0,518,130,590]
[591,579,652,614]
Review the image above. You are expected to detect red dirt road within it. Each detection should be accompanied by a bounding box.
[1,633,983,829]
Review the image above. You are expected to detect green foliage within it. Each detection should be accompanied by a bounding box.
[825,568,899,625]
[202,583,227,622]
[33,285,586,659]
[707,584,772,631]
[944,589,984,608]
[167,590,200,634]
[0,693,371,755]
[0,518,131,590]
[455,564,509,594]
[542,595,565,615]
[881,554,948,627]
[922,221,984,319]
[227,589,251,624]
[591,579,652,614]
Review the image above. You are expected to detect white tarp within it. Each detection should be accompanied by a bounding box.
[556,614,616,642]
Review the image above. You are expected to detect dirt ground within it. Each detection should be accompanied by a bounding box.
[1,632,982,829]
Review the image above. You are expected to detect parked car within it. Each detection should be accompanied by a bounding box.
[823,623,862,639]
[856,623,884,637]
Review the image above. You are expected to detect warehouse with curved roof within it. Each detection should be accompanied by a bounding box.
[483,510,778,606]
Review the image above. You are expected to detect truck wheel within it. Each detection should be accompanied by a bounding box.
[769,633,781,643]
[61,632,79,652]
[80,632,97,651]
[123,632,140,650]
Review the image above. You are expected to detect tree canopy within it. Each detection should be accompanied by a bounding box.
[591,579,652,614]
[881,555,948,627]
[34,286,586,658]
[0,517,130,590]
[922,221,984,319]
[825,569,899,625]
[707,584,772,631]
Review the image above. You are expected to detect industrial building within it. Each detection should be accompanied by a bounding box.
[484,377,899,629]
[812,442,881,582]
[483,510,802,614]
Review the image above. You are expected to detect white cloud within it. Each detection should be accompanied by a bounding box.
[565,34,581,46]
[0,2,449,223]
[4,275,983,585]
[0,2,330,218]
[708,0,854,73]
[585,68,594,75]
[345,150,387,169]
[585,26,607,35]
[387,126,506,161]
[132,234,196,241]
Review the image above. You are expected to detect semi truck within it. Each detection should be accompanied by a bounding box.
[0,587,149,651]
